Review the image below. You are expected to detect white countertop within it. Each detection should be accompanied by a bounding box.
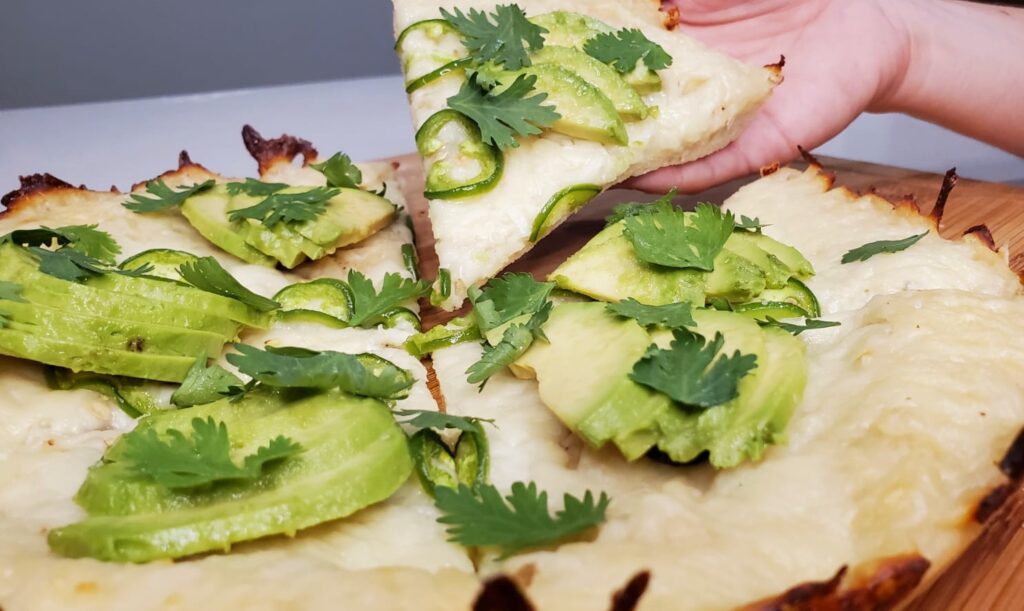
[1,75,1022,195]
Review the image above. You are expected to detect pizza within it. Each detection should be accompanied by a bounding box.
[392,0,781,310]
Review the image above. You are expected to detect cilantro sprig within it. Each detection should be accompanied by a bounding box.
[170,358,244,408]
[225,178,288,197]
[841,231,928,264]
[762,317,841,336]
[121,416,302,489]
[394,409,496,433]
[467,302,551,387]
[441,4,546,71]
[345,270,431,328]
[178,257,280,312]
[607,298,695,329]
[735,215,768,233]
[123,179,216,213]
[623,201,735,271]
[631,328,757,409]
[312,152,363,189]
[447,75,560,150]
[226,344,415,400]
[435,482,610,558]
[1,225,146,282]
[584,28,673,73]
[228,187,340,228]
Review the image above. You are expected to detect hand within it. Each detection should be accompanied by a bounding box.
[632,0,910,193]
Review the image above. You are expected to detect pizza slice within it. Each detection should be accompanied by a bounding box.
[392,0,781,309]
[421,164,1024,609]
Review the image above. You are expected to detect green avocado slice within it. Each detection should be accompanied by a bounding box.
[291,188,397,250]
[179,186,276,267]
[50,389,412,562]
[0,299,224,359]
[1,244,240,338]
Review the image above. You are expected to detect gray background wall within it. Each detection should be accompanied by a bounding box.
[0,0,400,109]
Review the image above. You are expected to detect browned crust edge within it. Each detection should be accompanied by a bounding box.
[929,168,959,225]
[975,427,1024,523]
[743,555,931,611]
[0,173,84,215]
[610,571,651,611]
[659,1,681,30]
[128,150,215,192]
[241,124,319,174]
[473,575,535,611]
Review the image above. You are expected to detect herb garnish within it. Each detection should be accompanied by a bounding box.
[123,179,216,213]
[311,152,363,189]
[394,409,496,433]
[225,178,289,197]
[623,201,735,271]
[170,358,244,408]
[606,298,695,329]
[447,75,560,150]
[584,28,672,73]
[841,231,929,264]
[441,4,546,71]
[735,215,768,233]
[345,270,431,328]
[762,317,841,336]
[121,416,302,489]
[177,256,279,312]
[228,187,340,228]
[434,482,610,558]
[226,344,415,400]
[466,302,551,387]
[631,328,757,408]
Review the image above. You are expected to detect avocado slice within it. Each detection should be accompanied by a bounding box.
[50,388,412,562]
[0,328,195,382]
[742,232,815,278]
[483,62,628,146]
[1,244,240,339]
[531,11,663,94]
[291,188,397,250]
[226,191,318,269]
[0,299,224,359]
[550,222,706,306]
[531,46,649,121]
[513,302,672,460]
[722,232,792,290]
[179,186,276,267]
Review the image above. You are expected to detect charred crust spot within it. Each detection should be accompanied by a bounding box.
[964,224,996,251]
[659,3,681,30]
[976,483,1013,523]
[609,571,651,611]
[765,55,786,75]
[473,575,535,611]
[178,150,194,169]
[744,555,929,611]
[976,426,1024,522]
[241,124,318,174]
[797,145,823,169]
[1,173,81,210]
[760,162,781,177]
[999,427,1024,479]
[929,168,959,225]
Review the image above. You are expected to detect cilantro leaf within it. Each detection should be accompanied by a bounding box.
[345,270,431,328]
[170,358,244,408]
[447,75,560,150]
[225,178,288,197]
[226,344,415,400]
[604,189,676,227]
[623,201,735,271]
[435,482,610,557]
[762,317,841,336]
[735,215,768,233]
[841,231,929,264]
[120,416,302,489]
[28,246,106,282]
[468,272,554,333]
[228,187,339,228]
[607,298,695,329]
[5,224,121,263]
[178,256,280,312]
[311,152,363,189]
[123,179,216,212]
[394,409,495,433]
[466,301,551,388]
[441,4,546,70]
[584,28,673,73]
[630,329,757,408]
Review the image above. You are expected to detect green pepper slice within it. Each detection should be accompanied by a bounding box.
[395,20,468,90]
[416,110,504,200]
[273,279,353,326]
[409,423,489,498]
[404,314,481,358]
[530,184,602,242]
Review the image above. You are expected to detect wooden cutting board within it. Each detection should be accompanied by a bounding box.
[393,153,1024,609]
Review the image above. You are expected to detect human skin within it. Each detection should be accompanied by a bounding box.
[633,0,1024,193]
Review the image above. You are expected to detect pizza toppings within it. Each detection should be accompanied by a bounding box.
[416,109,505,199]
[434,482,610,558]
[446,74,561,150]
[408,415,491,497]
[606,298,695,329]
[622,201,735,272]
[123,179,216,212]
[583,28,673,75]
[440,4,546,71]
[841,231,930,263]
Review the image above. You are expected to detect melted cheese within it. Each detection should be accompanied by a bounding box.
[393,0,778,309]
[0,160,480,608]
[432,168,1024,609]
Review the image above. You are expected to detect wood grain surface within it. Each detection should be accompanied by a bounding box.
[393,153,1024,609]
